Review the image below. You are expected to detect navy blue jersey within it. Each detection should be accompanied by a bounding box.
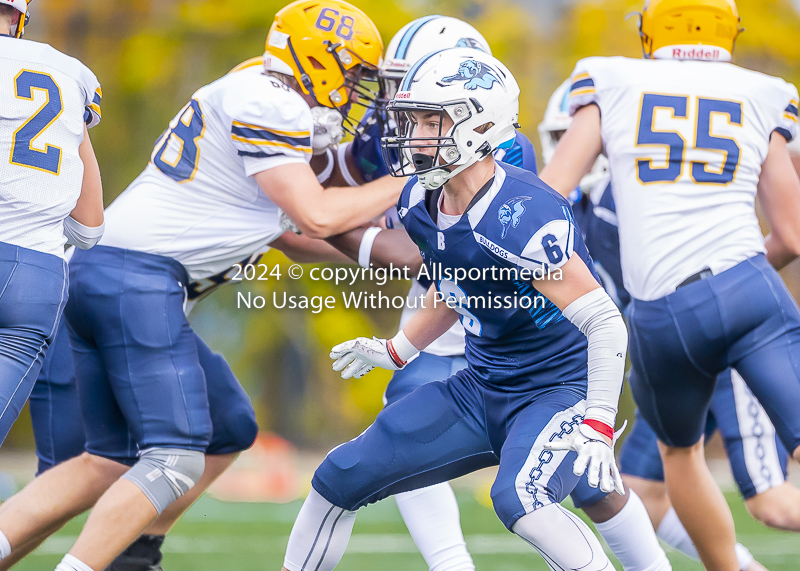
[494,131,538,175]
[571,178,629,309]
[399,164,599,390]
[352,108,538,182]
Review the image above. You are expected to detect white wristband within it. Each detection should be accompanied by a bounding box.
[390,330,419,363]
[338,142,360,187]
[63,216,104,250]
[316,148,335,184]
[358,227,382,269]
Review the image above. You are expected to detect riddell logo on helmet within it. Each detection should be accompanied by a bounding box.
[395,91,412,99]
[673,47,722,60]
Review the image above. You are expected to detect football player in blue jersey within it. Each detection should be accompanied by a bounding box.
[540,1,800,567]
[316,26,671,568]
[315,17,538,571]
[280,47,629,571]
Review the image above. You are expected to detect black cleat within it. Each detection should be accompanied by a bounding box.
[105,534,165,571]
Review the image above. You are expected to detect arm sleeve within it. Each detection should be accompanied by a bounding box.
[225,84,313,177]
[774,84,799,143]
[562,287,627,427]
[567,60,599,117]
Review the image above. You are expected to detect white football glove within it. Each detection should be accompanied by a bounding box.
[311,106,344,155]
[544,420,627,495]
[330,337,404,379]
[277,208,301,235]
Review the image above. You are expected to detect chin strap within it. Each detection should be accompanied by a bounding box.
[416,155,486,190]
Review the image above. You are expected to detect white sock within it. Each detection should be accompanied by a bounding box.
[513,503,613,570]
[734,544,754,570]
[0,530,10,561]
[594,491,671,571]
[283,488,357,571]
[656,507,700,560]
[55,553,95,571]
[395,483,475,571]
[657,507,753,570]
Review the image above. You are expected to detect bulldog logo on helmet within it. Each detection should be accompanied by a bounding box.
[440,60,501,91]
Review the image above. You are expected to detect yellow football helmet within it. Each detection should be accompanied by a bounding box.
[636,0,742,59]
[264,0,383,110]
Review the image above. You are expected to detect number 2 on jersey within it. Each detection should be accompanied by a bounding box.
[152,99,205,182]
[10,71,63,175]
[636,94,742,185]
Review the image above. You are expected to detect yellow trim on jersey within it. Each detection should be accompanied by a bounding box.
[784,113,799,124]
[569,87,596,98]
[571,72,591,83]
[88,102,101,118]
[231,120,311,139]
[95,87,103,98]
[231,135,312,154]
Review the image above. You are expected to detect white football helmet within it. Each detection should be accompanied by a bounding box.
[380,16,491,100]
[0,0,30,38]
[381,47,519,190]
[538,79,609,193]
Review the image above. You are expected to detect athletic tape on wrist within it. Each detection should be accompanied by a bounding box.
[583,419,614,440]
[358,227,382,269]
[386,339,406,368]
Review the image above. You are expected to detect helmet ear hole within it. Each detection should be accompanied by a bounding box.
[474,122,494,134]
[308,57,326,70]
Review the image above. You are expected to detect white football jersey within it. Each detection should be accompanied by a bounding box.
[569,57,799,301]
[100,65,313,279]
[0,37,101,258]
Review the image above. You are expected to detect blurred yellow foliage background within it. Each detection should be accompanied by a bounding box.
[6,0,799,449]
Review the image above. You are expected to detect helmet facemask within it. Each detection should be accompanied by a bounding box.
[382,99,491,190]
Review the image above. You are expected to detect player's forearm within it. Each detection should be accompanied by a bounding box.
[757,134,800,269]
[72,126,104,228]
[269,232,352,264]
[539,104,603,199]
[295,179,401,239]
[563,288,627,428]
[401,285,459,351]
[326,227,423,272]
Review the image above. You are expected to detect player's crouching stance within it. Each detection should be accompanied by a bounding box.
[281,48,627,571]
[0,0,103,446]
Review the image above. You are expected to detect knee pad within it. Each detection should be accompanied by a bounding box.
[122,448,205,514]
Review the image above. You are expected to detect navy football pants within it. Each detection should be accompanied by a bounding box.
[628,254,800,452]
[30,315,258,472]
[0,241,67,447]
[66,246,214,463]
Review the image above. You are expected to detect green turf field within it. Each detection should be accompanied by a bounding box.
[14,491,800,570]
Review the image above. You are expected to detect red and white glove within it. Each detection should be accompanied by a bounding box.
[545,419,627,495]
[330,331,418,379]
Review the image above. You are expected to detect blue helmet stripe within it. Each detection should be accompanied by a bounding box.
[399,49,444,92]
[395,15,441,60]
